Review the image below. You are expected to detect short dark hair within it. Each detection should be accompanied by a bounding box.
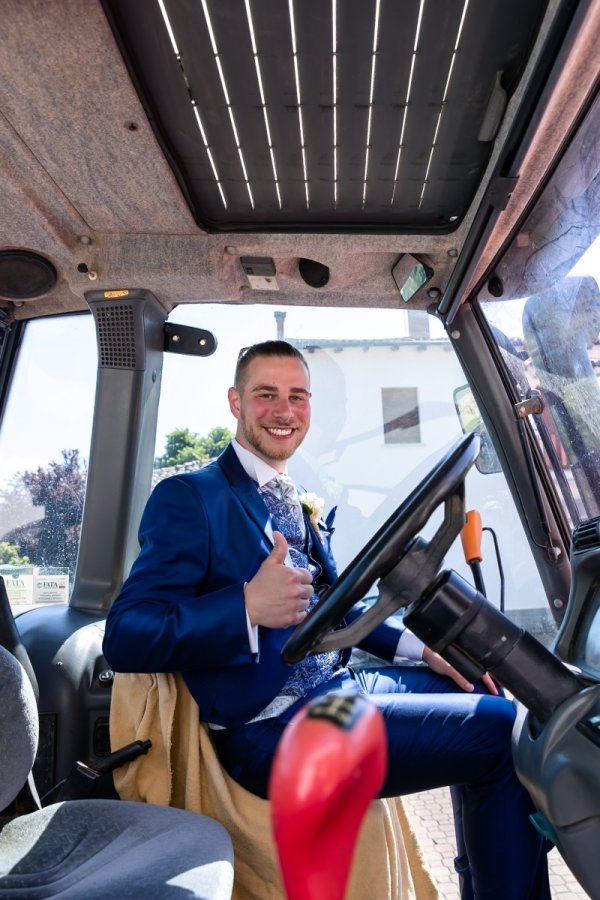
[234,340,309,390]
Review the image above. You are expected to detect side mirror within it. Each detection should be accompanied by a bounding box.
[454,385,502,475]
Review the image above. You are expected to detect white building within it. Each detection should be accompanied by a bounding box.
[286,313,553,638]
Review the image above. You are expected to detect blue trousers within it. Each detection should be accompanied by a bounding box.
[211,665,550,900]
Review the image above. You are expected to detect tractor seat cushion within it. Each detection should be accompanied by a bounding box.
[0,799,234,899]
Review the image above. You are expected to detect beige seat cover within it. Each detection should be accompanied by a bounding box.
[110,672,440,900]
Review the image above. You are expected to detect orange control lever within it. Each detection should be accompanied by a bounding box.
[269,690,388,900]
[461,509,483,564]
[461,508,487,598]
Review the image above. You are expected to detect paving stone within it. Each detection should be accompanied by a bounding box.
[403,788,589,898]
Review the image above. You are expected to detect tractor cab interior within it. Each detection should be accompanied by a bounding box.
[3,0,600,897]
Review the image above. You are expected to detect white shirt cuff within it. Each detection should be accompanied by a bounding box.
[245,593,259,653]
[393,629,425,662]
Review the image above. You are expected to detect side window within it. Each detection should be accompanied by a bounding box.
[381,387,421,444]
[479,90,600,526]
[0,315,96,608]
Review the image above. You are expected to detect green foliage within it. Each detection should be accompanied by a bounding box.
[4,449,86,574]
[198,426,234,459]
[155,425,233,469]
[0,542,30,566]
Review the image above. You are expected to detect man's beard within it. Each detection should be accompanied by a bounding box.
[239,415,304,462]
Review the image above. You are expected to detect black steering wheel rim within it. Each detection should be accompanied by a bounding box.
[282,432,480,664]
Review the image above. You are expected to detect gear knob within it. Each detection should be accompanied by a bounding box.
[269,690,387,900]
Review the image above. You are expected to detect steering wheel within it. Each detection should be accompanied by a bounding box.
[282,432,480,664]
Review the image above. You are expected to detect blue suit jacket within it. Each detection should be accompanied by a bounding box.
[103,444,405,727]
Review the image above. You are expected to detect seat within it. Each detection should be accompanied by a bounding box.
[0,645,234,899]
[109,671,440,900]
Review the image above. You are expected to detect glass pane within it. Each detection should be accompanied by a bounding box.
[381,387,421,444]
[479,89,600,526]
[156,303,552,641]
[0,315,96,608]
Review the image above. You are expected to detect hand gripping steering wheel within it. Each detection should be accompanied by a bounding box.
[282,432,481,664]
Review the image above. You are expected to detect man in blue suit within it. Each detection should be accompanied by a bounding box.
[103,340,550,899]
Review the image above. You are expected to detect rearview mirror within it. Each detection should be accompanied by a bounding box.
[391,254,433,303]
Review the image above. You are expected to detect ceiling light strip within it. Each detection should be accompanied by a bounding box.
[332,0,337,206]
[391,0,425,205]
[418,145,436,207]
[362,0,381,207]
[157,0,179,54]
[289,0,309,207]
[201,0,254,208]
[418,0,470,209]
[245,0,281,208]
[157,0,227,208]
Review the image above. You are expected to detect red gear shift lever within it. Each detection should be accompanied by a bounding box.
[269,690,388,900]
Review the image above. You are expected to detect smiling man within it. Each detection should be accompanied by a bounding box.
[229,346,311,468]
[104,340,550,900]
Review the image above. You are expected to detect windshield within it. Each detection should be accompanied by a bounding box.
[154,301,551,641]
[479,88,600,527]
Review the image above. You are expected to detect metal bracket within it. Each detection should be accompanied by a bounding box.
[515,389,544,419]
[164,322,217,357]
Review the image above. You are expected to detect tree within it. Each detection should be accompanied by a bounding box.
[155,425,234,468]
[154,427,202,468]
[4,449,86,575]
[0,542,30,566]
[198,426,234,459]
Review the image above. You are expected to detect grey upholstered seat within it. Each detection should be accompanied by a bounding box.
[0,645,234,899]
[0,644,38,815]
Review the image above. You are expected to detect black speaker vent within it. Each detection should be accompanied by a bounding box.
[93,303,142,369]
[572,517,600,553]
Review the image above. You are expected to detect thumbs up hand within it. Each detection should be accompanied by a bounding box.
[245,532,314,629]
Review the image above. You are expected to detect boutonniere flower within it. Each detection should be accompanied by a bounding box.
[299,491,326,538]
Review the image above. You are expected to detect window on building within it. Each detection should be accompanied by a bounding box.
[381,387,420,444]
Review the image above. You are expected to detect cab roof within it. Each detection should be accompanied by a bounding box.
[0,0,592,319]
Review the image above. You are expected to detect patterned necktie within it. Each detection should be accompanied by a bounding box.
[260,477,340,702]
[265,473,296,504]
[264,474,304,531]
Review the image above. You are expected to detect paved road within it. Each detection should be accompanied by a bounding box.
[402,787,589,898]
